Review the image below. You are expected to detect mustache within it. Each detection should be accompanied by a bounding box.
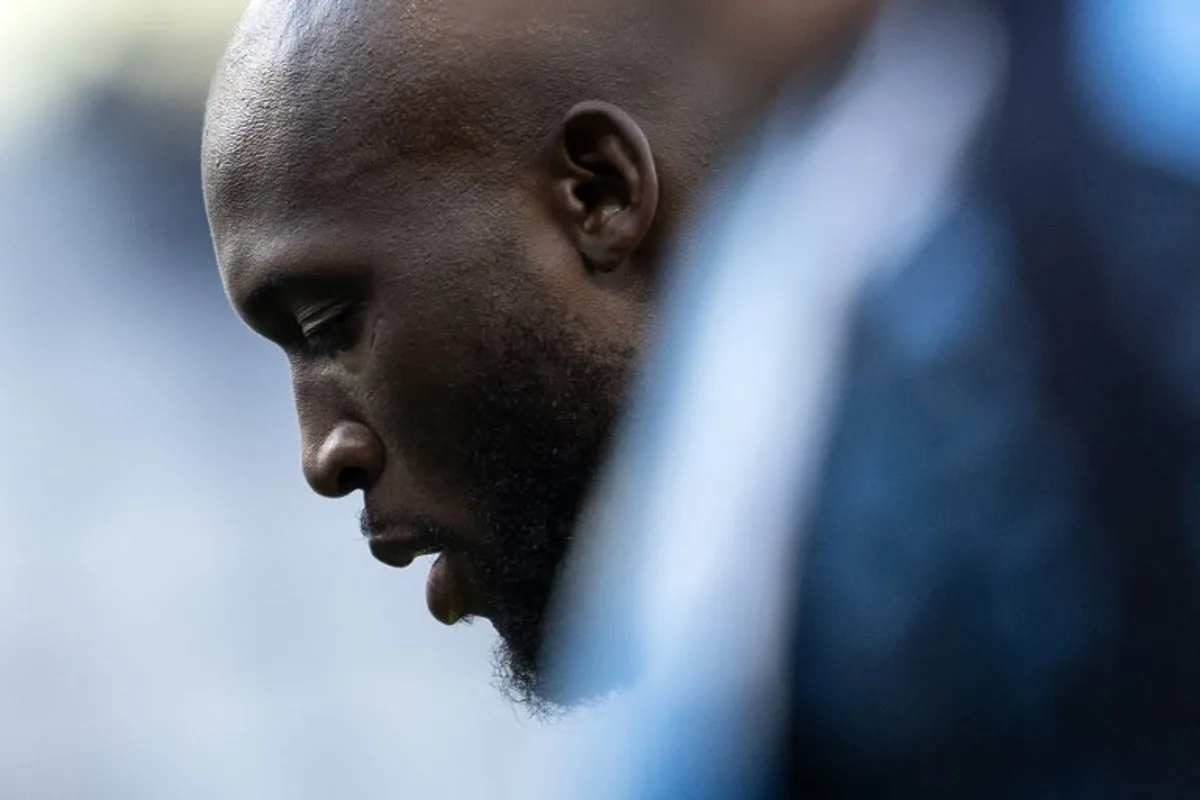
[358,507,465,550]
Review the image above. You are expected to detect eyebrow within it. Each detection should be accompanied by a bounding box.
[238,270,292,321]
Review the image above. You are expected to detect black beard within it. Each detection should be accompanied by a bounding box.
[461,318,630,715]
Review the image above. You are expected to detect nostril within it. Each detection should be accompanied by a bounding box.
[337,466,370,495]
[306,421,383,498]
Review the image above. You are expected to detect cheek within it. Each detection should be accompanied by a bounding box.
[360,287,503,485]
[515,198,654,357]
[361,185,537,479]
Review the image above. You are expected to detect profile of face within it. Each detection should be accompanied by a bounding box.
[202,1,676,709]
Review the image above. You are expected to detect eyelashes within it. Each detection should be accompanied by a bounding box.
[298,304,363,357]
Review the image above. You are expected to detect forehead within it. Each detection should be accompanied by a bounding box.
[210,151,517,330]
[202,50,389,227]
[204,72,456,315]
[202,0,535,174]
[202,0,582,320]
[200,2,535,250]
[203,87,390,308]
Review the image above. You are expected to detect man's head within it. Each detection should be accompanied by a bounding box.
[202,0,872,710]
[203,0,745,710]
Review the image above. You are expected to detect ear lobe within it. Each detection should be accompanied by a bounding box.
[547,101,660,273]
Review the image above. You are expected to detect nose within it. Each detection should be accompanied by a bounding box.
[302,420,385,498]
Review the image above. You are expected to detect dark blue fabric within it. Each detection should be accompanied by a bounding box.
[787,2,1200,794]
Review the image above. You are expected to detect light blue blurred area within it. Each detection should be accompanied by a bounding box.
[553,3,1011,796]
[557,0,1200,796]
[1073,0,1200,178]
[0,93,561,799]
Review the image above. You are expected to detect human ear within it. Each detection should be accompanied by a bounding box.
[543,101,660,272]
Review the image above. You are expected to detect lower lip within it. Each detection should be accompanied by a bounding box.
[426,551,476,625]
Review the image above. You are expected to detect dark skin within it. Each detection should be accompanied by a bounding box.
[671,0,879,106]
[203,0,876,709]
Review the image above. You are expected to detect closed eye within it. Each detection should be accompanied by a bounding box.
[298,304,363,357]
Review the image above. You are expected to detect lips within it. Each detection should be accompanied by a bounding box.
[366,526,442,568]
[425,551,477,625]
[365,521,486,625]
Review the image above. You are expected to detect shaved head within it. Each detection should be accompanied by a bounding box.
[202,0,866,709]
[205,0,730,239]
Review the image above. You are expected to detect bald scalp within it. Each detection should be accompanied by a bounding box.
[203,0,734,220]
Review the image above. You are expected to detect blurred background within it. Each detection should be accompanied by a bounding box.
[0,3,572,797]
[4,1,1200,797]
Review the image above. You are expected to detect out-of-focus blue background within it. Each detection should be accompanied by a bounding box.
[0,4,569,797]
[554,0,1200,796]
